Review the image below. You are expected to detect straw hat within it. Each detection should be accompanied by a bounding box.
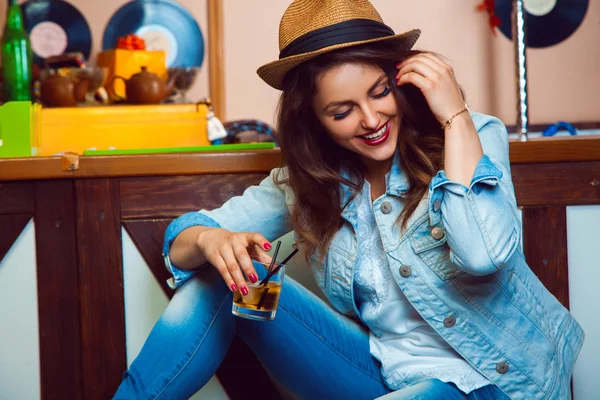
[257,0,421,90]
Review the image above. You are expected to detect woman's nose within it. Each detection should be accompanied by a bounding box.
[360,106,380,132]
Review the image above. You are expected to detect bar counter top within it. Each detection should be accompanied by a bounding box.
[1,135,599,181]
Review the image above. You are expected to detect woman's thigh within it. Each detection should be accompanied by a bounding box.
[236,276,390,400]
[377,380,509,400]
[117,267,389,399]
[114,267,235,399]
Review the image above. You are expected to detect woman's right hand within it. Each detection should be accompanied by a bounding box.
[196,227,273,295]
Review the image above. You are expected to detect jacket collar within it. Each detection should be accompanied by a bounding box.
[340,150,408,227]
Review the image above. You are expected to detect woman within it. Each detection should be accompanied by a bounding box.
[114,1,583,399]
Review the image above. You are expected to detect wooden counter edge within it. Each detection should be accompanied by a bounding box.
[1,136,599,181]
[509,135,600,164]
[0,150,283,181]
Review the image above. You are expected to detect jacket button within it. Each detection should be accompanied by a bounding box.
[433,199,441,212]
[443,316,456,328]
[399,265,412,278]
[380,201,392,214]
[431,227,445,240]
[496,361,509,374]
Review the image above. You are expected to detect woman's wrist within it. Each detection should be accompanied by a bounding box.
[170,226,212,270]
[440,105,469,131]
[443,111,474,134]
[443,112,483,186]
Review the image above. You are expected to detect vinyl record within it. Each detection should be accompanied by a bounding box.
[21,0,92,65]
[495,0,589,48]
[102,0,204,68]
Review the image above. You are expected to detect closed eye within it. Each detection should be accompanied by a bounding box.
[333,86,392,121]
[333,107,353,120]
[332,87,391,120]
[372,86,391,99]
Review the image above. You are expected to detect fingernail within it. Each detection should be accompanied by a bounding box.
[230,284,238,292]
[241,286,249,296]
[264,242,272,250]
[249,274,258,283]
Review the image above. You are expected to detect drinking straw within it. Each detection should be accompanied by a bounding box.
[260,248,299,285]
[256,248,300,310]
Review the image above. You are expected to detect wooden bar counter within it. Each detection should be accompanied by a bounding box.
[1,136,599,399]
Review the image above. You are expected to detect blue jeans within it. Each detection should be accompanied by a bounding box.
[113,267,509,400]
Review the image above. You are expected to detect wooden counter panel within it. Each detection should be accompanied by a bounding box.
[522,206,570,309]
[34,180,82,400]
[120,174,268,219]
[512,161,600,206]
[0,182,34,214]
[74,179,126,399]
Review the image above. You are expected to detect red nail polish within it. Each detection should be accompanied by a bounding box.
[241,286,249,296]
[264,242,272,250]
[230,284,238,292]
[249,274,258,283]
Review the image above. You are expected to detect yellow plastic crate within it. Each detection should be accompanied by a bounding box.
[38,103,210,156]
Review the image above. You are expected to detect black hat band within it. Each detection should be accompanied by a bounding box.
[279,19,395,59]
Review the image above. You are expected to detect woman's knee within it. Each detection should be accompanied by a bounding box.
[160,268,231,327]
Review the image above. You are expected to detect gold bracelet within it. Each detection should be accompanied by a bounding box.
[441,106,469,130]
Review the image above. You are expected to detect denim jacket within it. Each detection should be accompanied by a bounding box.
[163,113,583,400]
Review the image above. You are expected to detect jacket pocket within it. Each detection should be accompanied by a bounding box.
[409,220,463,280]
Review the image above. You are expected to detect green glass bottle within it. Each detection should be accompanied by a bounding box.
[1,0,32,101]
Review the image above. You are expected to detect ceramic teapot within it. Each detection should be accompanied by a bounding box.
[112,66,178,104]
[40,74,90,107]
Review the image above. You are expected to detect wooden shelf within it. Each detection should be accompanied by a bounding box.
[1,136,599,181]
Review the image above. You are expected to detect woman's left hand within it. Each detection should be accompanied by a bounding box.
[395,53,465,125]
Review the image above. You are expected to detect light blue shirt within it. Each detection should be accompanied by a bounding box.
[354,178,490,393]
[163,112,584,400]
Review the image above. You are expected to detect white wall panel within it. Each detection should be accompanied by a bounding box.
[0,220,40,400]
[567,206,600,400]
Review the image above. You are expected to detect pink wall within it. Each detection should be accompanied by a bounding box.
[223,0,600,126]
[2,0,598,127]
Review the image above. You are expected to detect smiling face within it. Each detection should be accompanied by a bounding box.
[312,62,400,172]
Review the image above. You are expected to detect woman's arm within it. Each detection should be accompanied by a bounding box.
[397,54,520,275]
[429,114,521,275]
[163,168,294,288]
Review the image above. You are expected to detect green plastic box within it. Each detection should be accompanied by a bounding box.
[0,101,40,158]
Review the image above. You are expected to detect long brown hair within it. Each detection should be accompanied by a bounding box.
[274,41,445,263]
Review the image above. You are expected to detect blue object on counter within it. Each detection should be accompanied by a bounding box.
[213,119,277,146]
[542,121,577,137]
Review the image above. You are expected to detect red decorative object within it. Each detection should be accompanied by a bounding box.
[116,34,146,50]
[477,0,502,34]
